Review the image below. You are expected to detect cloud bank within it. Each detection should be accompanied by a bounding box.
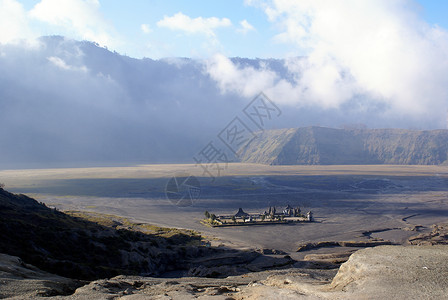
[0,0,32,44]
[0,0,117,48]
[206,0,448,126]
[0,37,249,167]
[1,1,448,167]
[0,36,445,168]
[157,12,232,37]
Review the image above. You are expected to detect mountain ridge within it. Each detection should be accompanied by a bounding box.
[238,126,448,165]
[2,36,445,168]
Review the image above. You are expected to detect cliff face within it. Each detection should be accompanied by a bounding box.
[238,127,448,165]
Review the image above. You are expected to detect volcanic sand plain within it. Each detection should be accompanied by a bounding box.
[1,163,448,258]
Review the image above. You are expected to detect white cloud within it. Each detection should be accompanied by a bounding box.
[47,56,88,72]
[157,12,232,37]
[141,24,152,34]
[29,0,116,48]
[0,0,33,44]
[206,54,278,98]
[208,0,448,124]
[237,20,255,34]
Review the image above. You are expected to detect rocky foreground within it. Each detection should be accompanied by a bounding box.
[1,245,448,299]
[2,188,448,299]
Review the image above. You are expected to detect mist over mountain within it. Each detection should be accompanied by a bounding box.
[0,36,235,167]
[238,127,448,165]
[0,36,446,168]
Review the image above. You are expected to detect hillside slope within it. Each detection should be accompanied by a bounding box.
[0,187,207,280]
[238,127,448,165]
[0,188,296,283]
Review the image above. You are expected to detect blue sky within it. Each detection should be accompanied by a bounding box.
[2,0,447,59]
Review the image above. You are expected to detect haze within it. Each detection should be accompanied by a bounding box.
[1,0,448,168]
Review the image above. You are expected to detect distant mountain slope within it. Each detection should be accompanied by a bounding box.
[238,127,448,165]
[0,36,296,167]
[2,36,446,168]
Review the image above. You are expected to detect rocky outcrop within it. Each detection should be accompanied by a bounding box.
[328,245,448,298]
[0,253,82,299]
[296,240,393,252]
[2,246,448,299]
[238,127,448,165]
[303,251,356,264]
[408,222,448,245]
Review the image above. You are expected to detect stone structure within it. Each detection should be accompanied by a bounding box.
[234,208,249,218]
[307,211,313,222]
